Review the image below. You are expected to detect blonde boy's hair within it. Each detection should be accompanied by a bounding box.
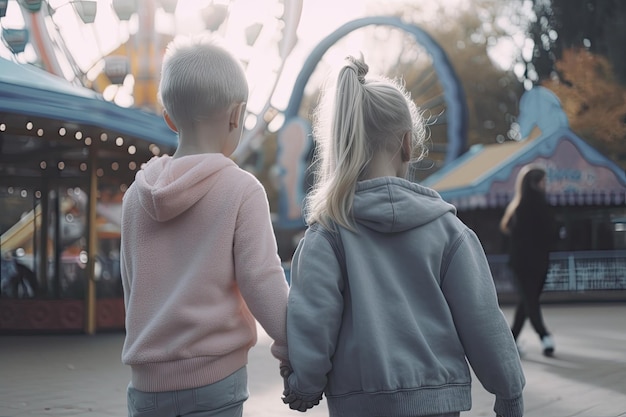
[158,35,248,131]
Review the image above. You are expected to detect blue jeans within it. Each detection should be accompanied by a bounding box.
[127,366,249,417]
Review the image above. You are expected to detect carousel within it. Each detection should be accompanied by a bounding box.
[0,57,177,333]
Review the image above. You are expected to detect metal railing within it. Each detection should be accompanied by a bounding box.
[487,250,626,294]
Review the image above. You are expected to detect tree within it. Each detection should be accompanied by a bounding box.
[388,0,525,149]
[547,49,626,169]
[521,0,626,169]
[524,0,626,85]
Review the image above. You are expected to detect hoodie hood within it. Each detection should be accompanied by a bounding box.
[353,176,456,233]
[133,153,235,222]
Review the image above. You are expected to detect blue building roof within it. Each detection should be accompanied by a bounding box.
[422,128,626,209]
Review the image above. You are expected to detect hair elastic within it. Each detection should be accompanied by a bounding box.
[345,55,368,84]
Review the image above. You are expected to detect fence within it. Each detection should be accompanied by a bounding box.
[488,250,626,295]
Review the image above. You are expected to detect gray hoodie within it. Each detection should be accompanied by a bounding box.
[287,176,524,417]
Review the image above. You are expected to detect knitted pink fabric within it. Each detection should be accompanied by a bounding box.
[121,153,288,392]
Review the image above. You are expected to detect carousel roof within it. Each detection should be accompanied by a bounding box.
[0,57,177,148]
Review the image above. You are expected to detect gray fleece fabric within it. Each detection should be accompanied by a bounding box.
[287,176,525,417]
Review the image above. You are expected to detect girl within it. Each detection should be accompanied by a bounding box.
[500,164,557,357]
[282,56,525,417]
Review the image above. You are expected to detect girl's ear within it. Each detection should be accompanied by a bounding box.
[163,111,178,133]
[401,131,412,162]
[229,102,247,130]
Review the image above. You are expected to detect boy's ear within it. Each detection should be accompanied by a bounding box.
[163,111,178,133]
[229,102,247,130]
[401,131,412,162]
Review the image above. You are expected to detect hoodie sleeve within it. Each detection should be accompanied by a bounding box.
[233,180,290,363]
[441,228,525,417]
[286,227,344,401]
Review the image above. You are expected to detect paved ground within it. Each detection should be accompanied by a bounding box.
[0,303,625,417]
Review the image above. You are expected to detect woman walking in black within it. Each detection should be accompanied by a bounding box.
[500,164,557,357]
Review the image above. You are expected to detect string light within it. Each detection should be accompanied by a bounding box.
[0,115,177,236]
[149,144,160,155]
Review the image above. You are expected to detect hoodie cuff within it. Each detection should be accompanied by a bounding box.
[494,395,524,417]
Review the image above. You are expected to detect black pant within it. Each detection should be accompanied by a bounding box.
[510,270,549,340]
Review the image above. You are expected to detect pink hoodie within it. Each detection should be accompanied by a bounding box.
[120,153,289,392]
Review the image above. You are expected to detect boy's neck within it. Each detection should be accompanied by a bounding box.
[173,122,229,158]
[173,141,223,158]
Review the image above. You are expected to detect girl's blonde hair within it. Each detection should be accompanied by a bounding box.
[500,163,547,234]
[305,55,428,231]
[158,35,248,132]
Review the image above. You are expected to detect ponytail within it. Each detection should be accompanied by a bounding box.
[306,55,427,231]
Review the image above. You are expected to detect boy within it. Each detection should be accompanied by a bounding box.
[121,35,289,417]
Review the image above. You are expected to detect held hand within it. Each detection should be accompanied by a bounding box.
[279,363,322,412]
[282,390,321,412]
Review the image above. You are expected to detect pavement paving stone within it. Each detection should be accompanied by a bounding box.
[1,304,625,417]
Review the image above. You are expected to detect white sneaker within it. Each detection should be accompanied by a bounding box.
[542,335,555,357]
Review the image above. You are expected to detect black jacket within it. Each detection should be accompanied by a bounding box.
[508,193,557,278]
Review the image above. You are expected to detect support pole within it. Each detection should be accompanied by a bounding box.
[38,179,49,294]
[85,147,98,334]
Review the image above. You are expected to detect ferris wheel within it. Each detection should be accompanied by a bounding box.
[0,0,301,109]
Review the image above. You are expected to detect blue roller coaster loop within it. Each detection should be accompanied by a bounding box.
[283,15,468,165]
